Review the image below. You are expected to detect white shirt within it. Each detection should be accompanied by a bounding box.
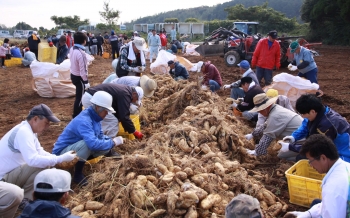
[0,121,60,179]
[308,159,350,217]
[111,76,140,87]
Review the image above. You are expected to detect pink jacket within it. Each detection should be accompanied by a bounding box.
[202,61,223,86]
[0,46,9,57]
[69,47,88,81]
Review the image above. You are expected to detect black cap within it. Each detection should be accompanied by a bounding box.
[167,60,175,65]
[29,104,60,122]
[268,30,278,39]
[67,31,71,34]
[240,76,253,85]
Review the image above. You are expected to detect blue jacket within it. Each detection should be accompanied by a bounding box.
[169,62,189,79]
[53,106,114,155]
[56,44,68,64]
[18,200,80,218]
[11,47,22,58]
[293,46,317,74]
[290,106,350,162]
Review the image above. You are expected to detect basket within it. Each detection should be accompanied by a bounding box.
[102,52,110,59]
[4,58,22,67]
[285,160,325,207]
[117,115,140,140]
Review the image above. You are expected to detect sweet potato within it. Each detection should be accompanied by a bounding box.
[209,126,217,136]
[204,121,210,131]
[182,182,208,200]
[146,181,159,194]
[174,209,187,216]
[71,204,84,214]
[191,175,205,186]
[262,190,276,206]
[146,175,158,184]
[183,167,194,176]
[200,194,222,210]
[126,172,136,182]
[113,208,119,218]
[153,193,168,205]
[55,155,79,170]
[167,190,178,214]
[85,201,104,210]
[185,205,198,218]
[178,138,192,152]
[176,191,199,208]
[130,184,147,208]
[268,202,283,217]
[149,209,166,217]
[200,143,212,154]
[214,162,226,177]
[156,163,169,175]
[176,171,188,180]
[161,171,175,183]
[189,131,198,147]
[173,165,182,173]
[136,175,148,186]
[223,160,240,173]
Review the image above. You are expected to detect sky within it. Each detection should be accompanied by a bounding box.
[1,0,230,29]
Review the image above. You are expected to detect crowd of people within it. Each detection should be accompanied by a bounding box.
[1,28,349,218]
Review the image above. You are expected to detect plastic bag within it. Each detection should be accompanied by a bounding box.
[150,50,175,75]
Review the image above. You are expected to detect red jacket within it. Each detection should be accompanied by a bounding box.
[251,38,280,70]
[202,61,222,86]
[160,34,167,46]
[66,35,74,49]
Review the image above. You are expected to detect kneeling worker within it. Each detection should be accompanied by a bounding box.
[53,91,124,185]
[168,60,189,81]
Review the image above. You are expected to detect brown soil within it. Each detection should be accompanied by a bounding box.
[2,45,349,217]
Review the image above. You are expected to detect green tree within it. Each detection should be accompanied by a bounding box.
[185,18,199,23]
[14,22,33,30]
[50,15,89,29]
[164,18,179,23]
[99,1,120,26]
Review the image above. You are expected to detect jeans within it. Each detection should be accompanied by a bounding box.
[59,140,110,161]
[209,80,221,92]
[149,46,159,62]
[298,67,318,84]
[97,44,102,56]
[242,111,258,121]
[84,46,91,55]
[277,150,299,161]
[71,74,86,118]
[230,87,245,99]
[256,66,273,85]
[111,46,119,59]
[90,45,97,55]
[175,76,186,81]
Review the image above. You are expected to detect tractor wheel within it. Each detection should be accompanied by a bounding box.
[224,51,240,67]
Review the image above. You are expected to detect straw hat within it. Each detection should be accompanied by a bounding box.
[249,93,278,112]
[140,75,157,97]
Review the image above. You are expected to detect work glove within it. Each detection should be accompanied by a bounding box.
[245,134,253,140]
[84,83,90,90]
[141,66,146,72]
[284,211,311,218]
[58,151,76,163]
[278,141,290,152]
[113,136,124,146]
[231,102,238,108]
[133,131,144,140]
[223,84,231,89]
[283,136,295,143]
[288,64,298,71]
[131,67,141,73]
[130,104,139,114]
[245,149,256,156]
[201,85,208,90]
[237,98,244,103]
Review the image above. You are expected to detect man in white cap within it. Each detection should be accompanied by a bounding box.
[0,104,76,207]
[111,75,157,97]
[18,169,78,218]
[27,30,41,60]
[116,37,147,78]
[245,93,302,160]
[53,91,124,186]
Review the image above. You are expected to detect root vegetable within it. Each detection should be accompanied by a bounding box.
[174,209,187,215]
[136,175,148,186]
[181,182,208,200]
[209,126,216,135]
[126,172,136,182]
[72,204,84,213]
[223,160,240,172]
[222,183,229,190]
[176,191,199,208]
[200,194,222,210]
[153,193,168,205]
[163,155,174,168]
[85,201,104,210]
[130,185,147,208]
[176,171,188,180]
[55,155,79,170]
[204,121,210,131]
[214,162,226,177]
[146,175,158,184]
[156,163,169,174]
[185,205,198,218]
[191,175,205,186]
[183,168,194,177]
[194,146,200,153]
[146,181,159,194]
[173,165,182,173]
[178,138,192,152]
[104,190,114,203]
[268,202,283,217]
[113,208,119,218]
[161,172,175,183]
[211,213,218,218]
[260,201,268,210]
[202,152,217,161]
[189,131,198,147]
[262,190,276,206]
[149,209,166,217]
[167,190,178,214]
[282,203,288,212]
[200,143,212,154]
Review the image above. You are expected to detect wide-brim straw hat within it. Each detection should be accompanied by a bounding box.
[140,75,157,97]
[249,93,278,112]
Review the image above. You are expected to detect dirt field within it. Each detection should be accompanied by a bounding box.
[2,45,350,217]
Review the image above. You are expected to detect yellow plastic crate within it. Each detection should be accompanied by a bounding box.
[117,115,140,140]
[38,42,57,63]
[4,57,22,67]
[285,160,325,207]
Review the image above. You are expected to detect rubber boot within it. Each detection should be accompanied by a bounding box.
[73,161,88,186]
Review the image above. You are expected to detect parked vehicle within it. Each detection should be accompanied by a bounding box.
[13,30,25,38]
[0,30,13,38]
[56,29,75,38]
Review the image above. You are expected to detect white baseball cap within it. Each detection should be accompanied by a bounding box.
[134,86,144,105]
[34,169,73,193]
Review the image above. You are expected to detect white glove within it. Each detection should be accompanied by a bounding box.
[246,149,256,156]
[278,141,290,152]
[58,151,76,163]
[288,65,298,71]
[113,136,124,146]
[286,211,311,218]
[129,104,139,114]
[237,98,244,103]
[245,134,253,140]
[288,63,293,69]
[231,102,238,108]
[201,85,208,90]
[84,83,90,90]
[171,69,175,73]
[283,136,295,143]
[141,66,146,72]
[223,84,231,89]
[131,67,140,73]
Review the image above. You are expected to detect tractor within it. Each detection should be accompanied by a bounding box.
[195,22,303,68]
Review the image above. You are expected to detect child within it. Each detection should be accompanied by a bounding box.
[0,38,10,68]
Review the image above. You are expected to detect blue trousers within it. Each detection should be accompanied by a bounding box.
[209,80,221,92]
[298,67,318,84]
[230,87,245,99]
[59,140,110,161]
[256,66,273,85]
